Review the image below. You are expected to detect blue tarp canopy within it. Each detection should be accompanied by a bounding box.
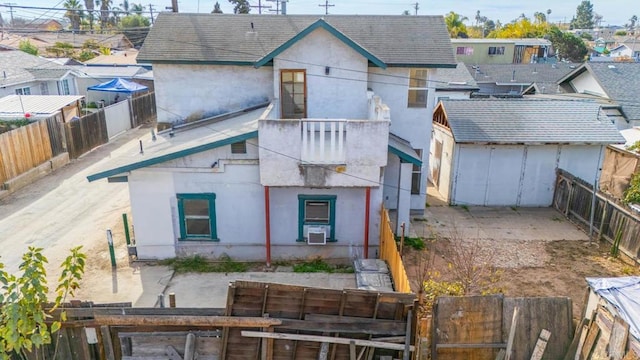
[87,78,148,93]
[587,276,640,340]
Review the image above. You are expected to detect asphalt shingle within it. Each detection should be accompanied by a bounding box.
[584,63,640,121]
[440,99,625,145]
[466,63,579,94]
[433,62,478,91]
[138,13,456,67]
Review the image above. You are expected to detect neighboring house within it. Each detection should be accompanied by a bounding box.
[451,38,553,65]
[429,99,624,206]
[71,65,153,96]
[609,42,640,60]
[18,19,63,31]
[558,62,640,128]
[83,49,140,66]
[432,62,479,102]
[87,13,457,261]
[466,63,577,96]
[0,33,134,54]
[0,48,79,97]
[600,127,640,200]
[0,94,83,121]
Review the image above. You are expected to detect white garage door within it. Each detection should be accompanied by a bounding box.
[452,144,596,207]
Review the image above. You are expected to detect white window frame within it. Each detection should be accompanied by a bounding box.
[61,79,70,95]
[40,83,50,95]
[408,69,428,108]
[15,87,31,95]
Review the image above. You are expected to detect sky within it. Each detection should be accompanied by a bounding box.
[2,0,637,27]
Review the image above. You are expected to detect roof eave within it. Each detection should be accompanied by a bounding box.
[253,19,387,69]
[87,130,259,182]
[386,63,457,68]
[136,59,257,66]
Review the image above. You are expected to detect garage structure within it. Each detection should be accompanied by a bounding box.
[429,99,625,206]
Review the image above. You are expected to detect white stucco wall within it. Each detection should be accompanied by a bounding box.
[268,186,382,260]
[258,119,388,187]
[153,63,272,123]
[429,125,455,201]
[451,144,605,206]
[272,28,369,120]
[570,72,607,97]
[128,141,262,259]
[369,67,436,211]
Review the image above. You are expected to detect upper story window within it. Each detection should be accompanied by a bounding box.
[488,46,505,55]
[231,140,247,154]
[408,69,428,108]
[15,87,31,95]
[456,47,474,55]
[281,70,306,119]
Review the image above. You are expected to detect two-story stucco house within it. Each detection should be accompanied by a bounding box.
[87,13,456,263]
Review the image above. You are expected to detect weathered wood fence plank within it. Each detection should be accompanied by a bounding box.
[553,169,640,264]
[0,119,56,185]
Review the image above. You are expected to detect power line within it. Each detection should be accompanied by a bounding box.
[250,0,272,15]
[411,2,419,16]
[318,0,334,15]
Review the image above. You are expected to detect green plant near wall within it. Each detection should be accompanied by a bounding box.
[623,172,640,205]
[0,246,85,359]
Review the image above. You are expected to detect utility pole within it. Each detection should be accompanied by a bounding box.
[318,0,334,15]
[148,3,155,24]
[4,3,16,27]
[412,2,419,15]
[250,0,272,14]
[267,0,282,15]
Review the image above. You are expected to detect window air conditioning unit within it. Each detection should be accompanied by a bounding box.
[307,226,327,245]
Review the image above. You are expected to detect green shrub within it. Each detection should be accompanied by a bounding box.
[623,172,640,205]
[293,258,354,273]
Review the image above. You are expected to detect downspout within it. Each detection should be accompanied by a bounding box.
[364,187,371,259]
[264,186,271,267]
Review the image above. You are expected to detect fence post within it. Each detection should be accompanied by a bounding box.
[106,229,116,268]
[122,213,131,246]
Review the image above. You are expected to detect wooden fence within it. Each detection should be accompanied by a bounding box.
[65,111,109,159]
[0,120,54,185]
[130,92,156,127]
[45,115,66,157]
[380,206,412,293]
[554,169,640,264]
[428,295,573,360]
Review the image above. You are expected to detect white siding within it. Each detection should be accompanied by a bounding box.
[153,63,272,123]
[452,145,492,205]
[273,28,369,119]
[570,72,607,97]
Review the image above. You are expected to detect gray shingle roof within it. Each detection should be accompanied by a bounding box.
[440,99,625,144]
[584,63,640,121]
[138,13,456,67]
[466,63,578,94]
[0,49,71,87]
[433,62,478,91]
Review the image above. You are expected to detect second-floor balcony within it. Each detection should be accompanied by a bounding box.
[258,94,391,187]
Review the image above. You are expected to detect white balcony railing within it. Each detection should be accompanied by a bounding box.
[301,120,346,164]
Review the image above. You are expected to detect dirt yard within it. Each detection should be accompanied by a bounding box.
[405,203,639,318]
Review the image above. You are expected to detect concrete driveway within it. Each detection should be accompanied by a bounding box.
[412,203,590,268]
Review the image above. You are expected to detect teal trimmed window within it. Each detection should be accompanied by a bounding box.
[177,193,218,241]
[297,195,336,242]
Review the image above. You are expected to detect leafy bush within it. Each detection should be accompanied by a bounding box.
[623,172,640,205]
[615,30,627,36]
[161,255,249,273]
[19,40,38,56]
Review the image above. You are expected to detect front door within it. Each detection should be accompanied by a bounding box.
[281,70,306,119]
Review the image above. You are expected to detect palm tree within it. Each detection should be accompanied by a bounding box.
[83,0,94,31]
[63,0,84,31]
[120,0,129,14]
[130,2,145,15]
[444,11,468,38]
[96,0,112,28]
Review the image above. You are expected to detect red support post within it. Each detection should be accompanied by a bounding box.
[264,186,272,267]
[364,187,371,259]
